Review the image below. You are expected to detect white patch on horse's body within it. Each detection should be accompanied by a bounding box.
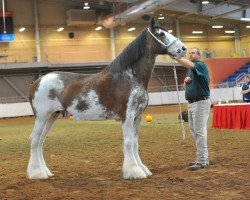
[33,73,64,114]
[125,68,134,79]
[67,90,118,120]
[127,85,148,115]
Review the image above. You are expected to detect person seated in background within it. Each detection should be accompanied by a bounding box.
[240,74,250,103]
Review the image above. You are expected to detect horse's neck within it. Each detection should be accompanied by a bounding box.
[133,52,156,89]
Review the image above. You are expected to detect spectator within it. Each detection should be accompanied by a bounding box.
[240,74,250,103]
[203,49,211,58]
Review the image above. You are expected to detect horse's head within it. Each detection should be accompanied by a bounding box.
[148,18,187,59]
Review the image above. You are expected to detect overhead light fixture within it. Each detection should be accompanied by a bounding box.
[246,25,250,28]
[168,30,173,33]
[95,26,102,31]
[128,27,136,32]
[202,1,209,4]
[19,27,26,32]
[212,25,223,29]
[241,18,250,21]
[83,2,90,9]
[192,31,203,34]
[225,30,235,33]
[57,27,64,32]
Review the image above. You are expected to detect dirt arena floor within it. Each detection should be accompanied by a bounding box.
[0,105,249,200]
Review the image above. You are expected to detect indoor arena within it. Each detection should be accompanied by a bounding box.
[0,0,249,199]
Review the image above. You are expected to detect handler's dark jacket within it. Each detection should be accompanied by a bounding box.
[185,61,210,101]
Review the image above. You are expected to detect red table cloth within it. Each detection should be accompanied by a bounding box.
[212,103,250,130]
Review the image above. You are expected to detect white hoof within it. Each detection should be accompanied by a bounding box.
[123,165,147,179]
[27,168,49,179]
[46,168,54,177]
[141,165,152,176]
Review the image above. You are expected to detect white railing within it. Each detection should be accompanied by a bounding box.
[236,73,245,85]
[0,86,243,118]
[0,96,28,103]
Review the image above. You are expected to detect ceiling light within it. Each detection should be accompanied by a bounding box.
[241,18,250,21]
[128,27,136,32]
[246,25,250,28]
[83,2,90,9]
[95,26,102,31]
[19,27,26,32]
[225,30,235,33]
[57,27,64,32]
[202,1,209,4]
[168,30,173,33]
[192,31,203,34]
[212,25,223,29]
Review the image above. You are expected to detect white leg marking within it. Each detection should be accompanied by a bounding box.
[122,117,146,179]
[27,117,48,179]
[133,116,152,176]
[38,112,60,178]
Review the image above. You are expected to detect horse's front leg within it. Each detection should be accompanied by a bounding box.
[133,115,152,176]
[122,116,147,179]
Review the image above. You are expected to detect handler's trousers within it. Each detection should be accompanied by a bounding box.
[188,99,211,166]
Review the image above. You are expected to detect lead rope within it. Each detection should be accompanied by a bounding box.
[147,27,185,140]
[173,61,186,140]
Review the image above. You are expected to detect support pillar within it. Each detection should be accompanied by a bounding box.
[110,28,116,60]
[34,0,41,62]
[234,26,241,57]
[175,18,180,38]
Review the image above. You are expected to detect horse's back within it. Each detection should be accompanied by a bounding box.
[29,71,89,99]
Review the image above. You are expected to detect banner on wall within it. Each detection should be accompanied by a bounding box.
[0,11,14,42]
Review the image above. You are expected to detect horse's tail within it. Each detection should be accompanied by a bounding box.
[28,78,42,118]
[29,79,40,103]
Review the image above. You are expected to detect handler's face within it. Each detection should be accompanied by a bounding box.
[189,49,200,62]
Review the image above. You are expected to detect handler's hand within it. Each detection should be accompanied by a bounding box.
[184,76,192,84]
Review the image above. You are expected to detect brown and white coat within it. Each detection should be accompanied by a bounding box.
[27,18,187,180]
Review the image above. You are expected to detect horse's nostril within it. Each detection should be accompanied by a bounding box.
[182,46,187,51]
[177,49,181,54]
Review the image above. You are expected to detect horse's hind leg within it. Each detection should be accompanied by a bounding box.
[27,115,48,179]
[38,112,60,177]
[133,115,152,176]
[122,116,146,179]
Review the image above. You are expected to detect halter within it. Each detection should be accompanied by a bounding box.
[147,28,179,50]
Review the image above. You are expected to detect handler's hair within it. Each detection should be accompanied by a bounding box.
[191,47,202,56]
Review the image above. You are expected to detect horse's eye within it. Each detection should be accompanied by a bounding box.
[159,32,165,37]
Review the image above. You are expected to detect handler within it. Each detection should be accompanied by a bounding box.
[171,47,211,170]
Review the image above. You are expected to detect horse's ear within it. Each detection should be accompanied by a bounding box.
[150,17,156,32]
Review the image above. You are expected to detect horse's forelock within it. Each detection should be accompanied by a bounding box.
[153,25,169,33]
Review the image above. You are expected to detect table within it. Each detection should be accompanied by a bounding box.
[212,103,250,130]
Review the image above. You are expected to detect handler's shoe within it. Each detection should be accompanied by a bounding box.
[188,162,197,166]
[189,163,207,171]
